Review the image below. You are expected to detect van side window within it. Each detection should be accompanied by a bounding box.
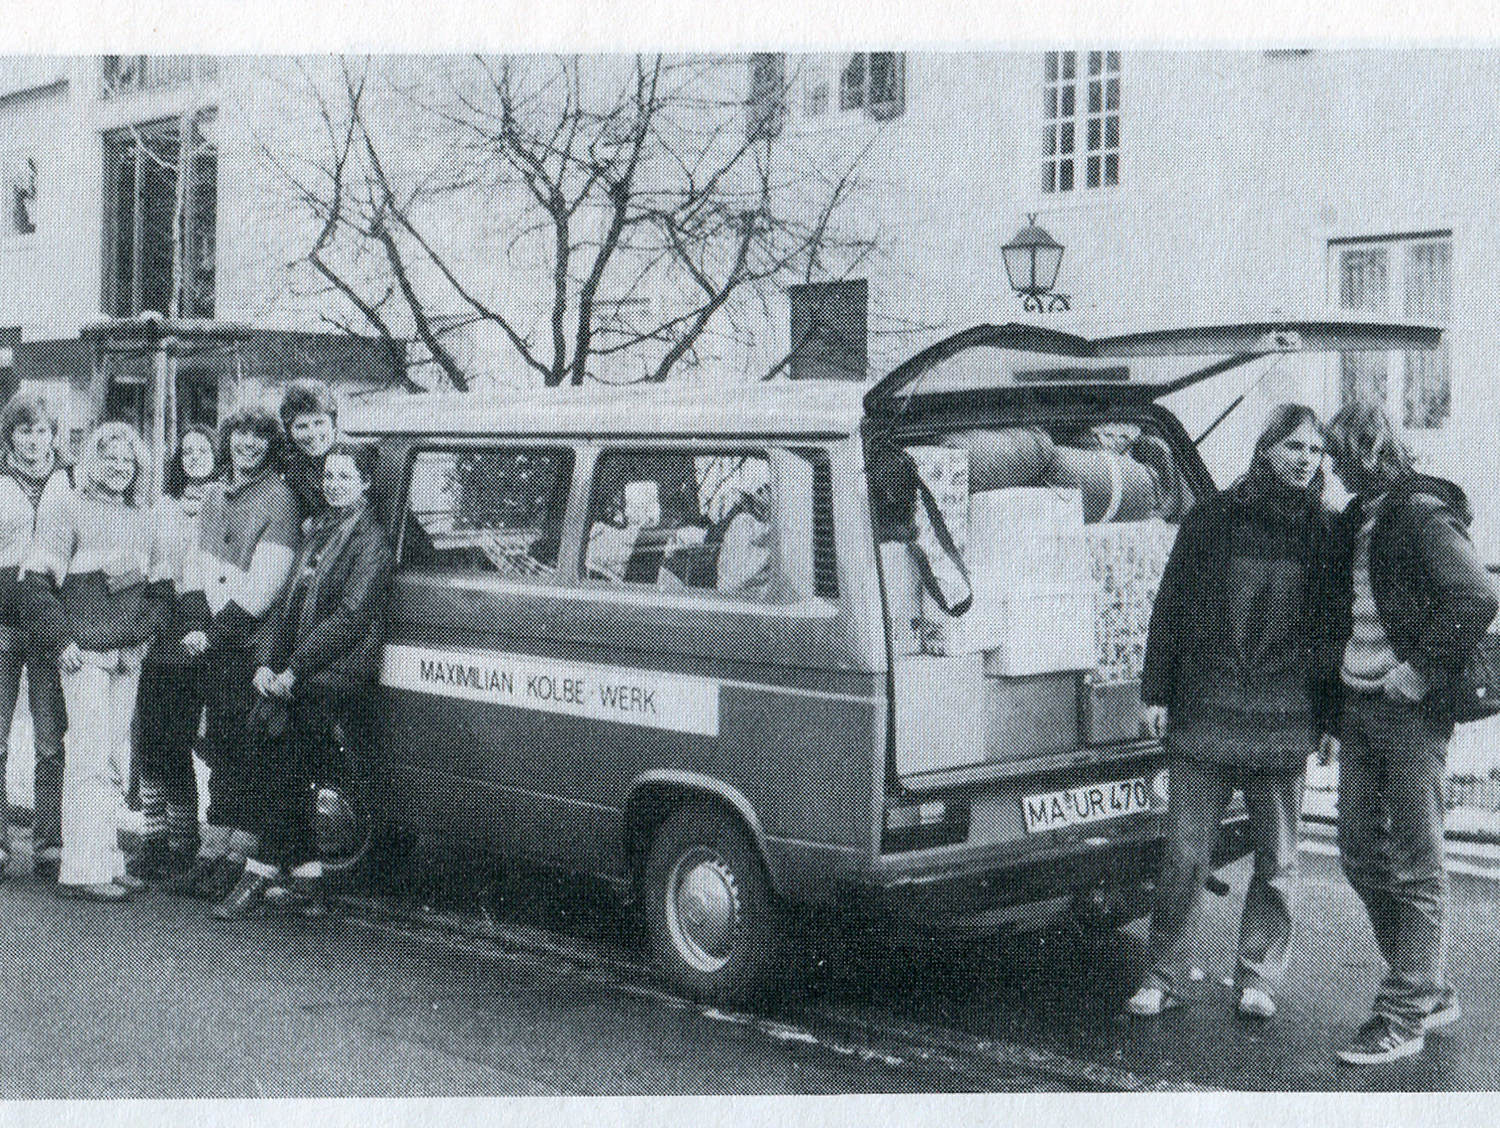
[583,449,829,602]
[401,447,573,577]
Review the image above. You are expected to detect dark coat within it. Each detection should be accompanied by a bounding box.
[1141,464,1333,769]
[283,446,329,527]
[252,502,392,696]
[1317,473,1498,733]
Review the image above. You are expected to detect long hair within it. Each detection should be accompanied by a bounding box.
[1250,403,1325,471]
[77,421,150,508]
[162,424,219,499]
[215,405,284,478]
[1326,401,1413,489]
[1240,403,1326,500]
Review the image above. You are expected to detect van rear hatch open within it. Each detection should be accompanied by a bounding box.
[866,315,1442,793]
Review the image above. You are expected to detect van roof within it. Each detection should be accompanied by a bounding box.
[343,380,870,439]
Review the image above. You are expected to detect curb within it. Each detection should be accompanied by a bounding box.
[337,891,1212,1093]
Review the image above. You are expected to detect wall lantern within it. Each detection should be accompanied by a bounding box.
[1002,215,1070,312]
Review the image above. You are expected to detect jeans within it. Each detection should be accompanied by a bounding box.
[1147,755,1304,993]
[135,658,205,856]
[1337,688,1452,1034]
[0,645,66,854]
[58,648,144,886]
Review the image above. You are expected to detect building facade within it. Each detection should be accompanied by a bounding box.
[0,51,1493,552]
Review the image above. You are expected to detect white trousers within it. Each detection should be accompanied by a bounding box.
[59,648,144,886]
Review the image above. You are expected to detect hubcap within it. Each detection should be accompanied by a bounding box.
[665,847,741,973]
[314,787,369,873]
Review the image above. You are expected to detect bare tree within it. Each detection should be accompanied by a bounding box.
[267,54,878,390]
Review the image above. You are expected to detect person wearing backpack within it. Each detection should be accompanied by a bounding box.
[1320,402,1499,1065]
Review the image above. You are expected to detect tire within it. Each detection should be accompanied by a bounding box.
[643,802,785,1004]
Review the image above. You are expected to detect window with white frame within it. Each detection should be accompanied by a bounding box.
[102,112,217,318]
[1331,232,1451,430]
[1043,50,1119,193]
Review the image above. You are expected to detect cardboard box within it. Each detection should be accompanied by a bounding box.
[984,670,1080,763]
[1086,519,1178,684]
[968,487,1089,598]
[893,654,986,775]
[906,445,970,560]
[979,588,1098,675]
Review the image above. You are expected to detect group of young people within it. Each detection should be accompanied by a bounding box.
[0,379,392,922]
[1127,400,1499,1066]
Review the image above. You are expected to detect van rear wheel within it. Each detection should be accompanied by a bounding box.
[643,803,784,1004]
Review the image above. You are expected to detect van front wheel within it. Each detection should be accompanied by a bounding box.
[643,803,783,1003]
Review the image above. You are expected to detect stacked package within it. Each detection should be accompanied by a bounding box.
[919,485,1096,674]
[1085,519,1179,683]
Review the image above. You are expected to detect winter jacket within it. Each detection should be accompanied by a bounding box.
[1318,473,1499,732]
[22,481,171,655]
[0,461,70,651]
[283,445,329,526]
[252,500,392,696]
[178,469,300,651]
[1141,463,1333,769]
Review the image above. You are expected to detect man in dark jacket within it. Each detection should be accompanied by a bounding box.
[1322,402,1498,1065]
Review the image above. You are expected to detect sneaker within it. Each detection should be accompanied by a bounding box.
[113,872,149,893]
[1237,986,1276,1019]
[1337,1015,1426,1064]
[1126,985,1185,1017]
[1425,996,1462,1032]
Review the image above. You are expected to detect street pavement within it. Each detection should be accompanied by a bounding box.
[812,848,1500,1092]
[0,842,1048,1097]
[0,827,1496,1095]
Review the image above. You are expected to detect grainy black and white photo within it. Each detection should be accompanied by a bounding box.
[1,27,1500,1103]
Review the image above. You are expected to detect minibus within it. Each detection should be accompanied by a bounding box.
[343,316,1437,1001]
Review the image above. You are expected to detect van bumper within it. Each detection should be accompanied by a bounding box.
[850,806,1252,936]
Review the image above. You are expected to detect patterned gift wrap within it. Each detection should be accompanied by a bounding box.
[906,446,970,561]
[1085,519,1178,684]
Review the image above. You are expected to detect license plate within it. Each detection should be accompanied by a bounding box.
[1023,775,1159,834]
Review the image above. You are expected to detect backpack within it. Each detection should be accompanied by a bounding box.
[1387,484,1500,725]
[1452,627,1500,724]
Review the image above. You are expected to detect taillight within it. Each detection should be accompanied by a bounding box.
[882,798,970,852]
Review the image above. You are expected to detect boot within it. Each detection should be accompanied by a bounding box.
[127,837,171,882]
[164,852,225,897]
[197,854,246,902]
[210,863,277,920]
[165,824,230,895]
[264,863,327,917]
[32,846,61,885]
[164,844,200,880]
